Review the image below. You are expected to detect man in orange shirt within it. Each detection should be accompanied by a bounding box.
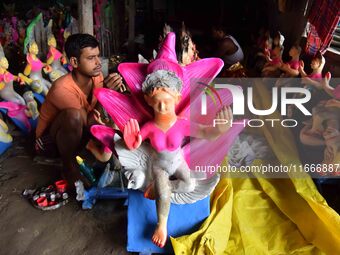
[35,33,124,189]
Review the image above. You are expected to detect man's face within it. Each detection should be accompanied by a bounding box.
[77,47,102,77]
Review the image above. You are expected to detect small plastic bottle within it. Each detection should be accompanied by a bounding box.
[76,156,96,184]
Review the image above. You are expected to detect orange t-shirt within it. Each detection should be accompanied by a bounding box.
[36,73,103,138]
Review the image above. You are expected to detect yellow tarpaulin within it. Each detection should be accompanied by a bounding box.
[171,81,340,255]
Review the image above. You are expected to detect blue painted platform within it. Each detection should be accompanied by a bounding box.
[127,190,210,254]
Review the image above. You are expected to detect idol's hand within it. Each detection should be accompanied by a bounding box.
[43,65,52,73]
[124,119,142,150]
[322,71,332,90]
[215,106,233,134]
[299,60,305,72]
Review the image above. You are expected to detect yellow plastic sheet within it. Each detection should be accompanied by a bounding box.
[171,81,340,255]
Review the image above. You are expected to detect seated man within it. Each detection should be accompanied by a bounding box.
[211,26,244,70]
[35,33,124,189]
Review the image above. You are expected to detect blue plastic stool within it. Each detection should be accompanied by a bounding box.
[127,190,210,254]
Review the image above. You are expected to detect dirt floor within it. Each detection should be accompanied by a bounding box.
[0,132,132,255]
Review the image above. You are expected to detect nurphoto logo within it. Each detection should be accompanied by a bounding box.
[199,80,312,128]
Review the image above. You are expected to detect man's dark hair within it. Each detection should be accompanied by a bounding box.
[64,33,99,60]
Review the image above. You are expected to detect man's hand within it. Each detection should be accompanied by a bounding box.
[104,73,126,92]
[87,109,105,126]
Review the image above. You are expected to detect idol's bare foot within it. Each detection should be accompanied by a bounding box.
[152,223,167,248]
